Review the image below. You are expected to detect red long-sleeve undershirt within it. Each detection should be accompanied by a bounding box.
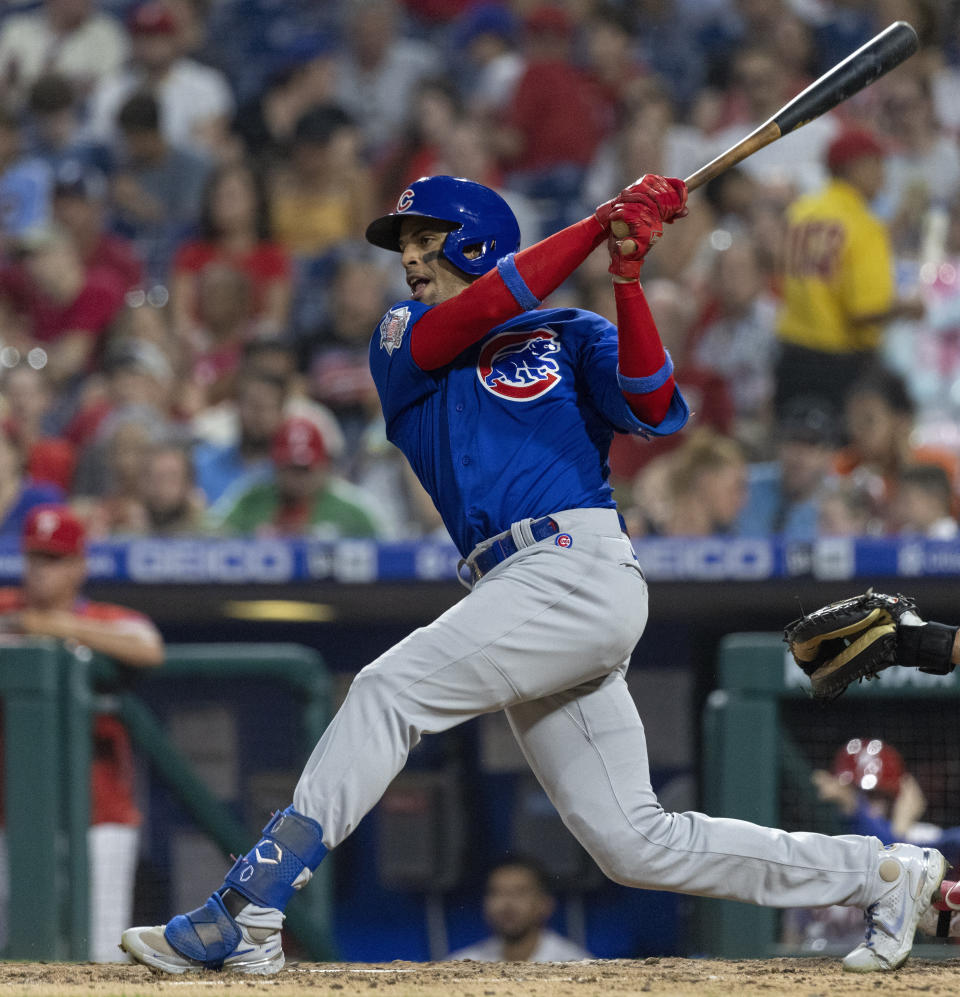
[613,280,675,426]
[410,215,606,370]
[408,214,675,427]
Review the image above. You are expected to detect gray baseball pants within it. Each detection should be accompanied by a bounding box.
[294,507,883,909]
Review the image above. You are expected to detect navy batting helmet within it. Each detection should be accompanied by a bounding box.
[365,176,520,277]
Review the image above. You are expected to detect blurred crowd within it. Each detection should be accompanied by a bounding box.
[1,0,960,544]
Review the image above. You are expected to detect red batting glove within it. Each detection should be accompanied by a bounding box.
[594,174,688,232]
[624,174,688,223]
[607,202,662,280]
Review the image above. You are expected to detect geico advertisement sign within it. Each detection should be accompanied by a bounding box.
[128,540,293,583]
[635,538,774,581]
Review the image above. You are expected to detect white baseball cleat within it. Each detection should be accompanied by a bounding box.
[842,843,947,972]
[120,923,284,975]
[120,892,285,975]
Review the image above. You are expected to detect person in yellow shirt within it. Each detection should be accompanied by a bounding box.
[774,126,923,416]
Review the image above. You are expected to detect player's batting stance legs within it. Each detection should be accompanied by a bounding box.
[122,173,944,975]
[122,509,944,974]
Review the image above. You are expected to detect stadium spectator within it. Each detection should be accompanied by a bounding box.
[0,107,52,247]
[929,11,960,135]
[192,368,287,507]
[66,337,176,456]
[85,0,234,159]
[874,68,960,259]
[631,0,711,115]
[23,72,111,177]
[334,0,441,156]
[581,5,648,124]
[449,2,523,120]
[0,0,129,109]
[0,224,126,388]
[447,857,592,963]
[52,163,144,291]
[0,503,163,961]
[231,34,339,170]
[184,263,257,409]
[0,430,65,537]
[73,408,172,537]
[708,43,838,197]
[140,440,206,535]
[659,428,748,537]
[835,365,960,531]
[110,91,211,284]
[376,78,466,213]
[886,187,960,436]
[171,160,291,337]
[268,105,374,261]
[736,397,839,541]
[495,4,610,233]
[773,126,923,417]
[0,362,76,492]
[302,252,393,456]
[816,477,879,537]
[687,238,779,454]
[210,415,383,538]
[891,464,959,539]
[240,335,346,466]
[2,361,60,453]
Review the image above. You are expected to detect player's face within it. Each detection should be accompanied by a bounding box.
[482,866,553,943]
[398,218,472,306]
[23,553,85,610]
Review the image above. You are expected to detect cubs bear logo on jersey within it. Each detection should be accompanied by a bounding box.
[477,329,561,401]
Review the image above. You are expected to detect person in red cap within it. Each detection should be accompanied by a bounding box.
[213,417,382,538]
[773,124,925,418]
[0,503,164,962]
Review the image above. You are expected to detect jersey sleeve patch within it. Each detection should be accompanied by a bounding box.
[379,305,411,355]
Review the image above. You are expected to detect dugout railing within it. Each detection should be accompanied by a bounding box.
[0,639,336,962]
[699,632,960,959]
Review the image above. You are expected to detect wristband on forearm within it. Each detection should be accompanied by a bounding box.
[897,621,959,675]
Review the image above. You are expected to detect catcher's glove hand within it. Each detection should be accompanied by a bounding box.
[783,590,920,701]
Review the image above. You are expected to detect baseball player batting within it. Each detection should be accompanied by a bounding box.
[121,175,946,975]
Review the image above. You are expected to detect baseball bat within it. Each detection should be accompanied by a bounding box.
[611,20,919,237]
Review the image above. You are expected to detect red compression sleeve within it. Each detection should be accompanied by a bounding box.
[614,280,675,426]
[411,216,606,370]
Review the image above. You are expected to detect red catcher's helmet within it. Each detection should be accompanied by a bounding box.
[832,738,905,797]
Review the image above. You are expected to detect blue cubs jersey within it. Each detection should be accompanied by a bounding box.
[369,301,689,556]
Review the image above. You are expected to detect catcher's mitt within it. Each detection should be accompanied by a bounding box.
[783,590,917,700]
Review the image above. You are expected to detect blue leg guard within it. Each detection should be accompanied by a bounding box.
[223,805,327,910]
[162,806,326,969]
[164,893,242,968]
